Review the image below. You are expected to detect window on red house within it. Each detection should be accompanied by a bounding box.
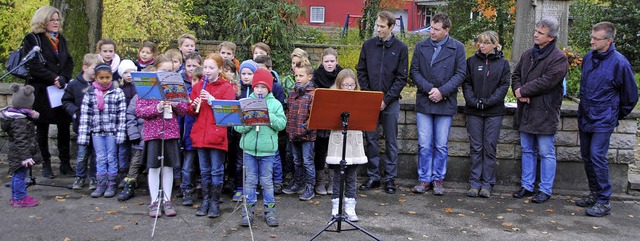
[310,6,325,23]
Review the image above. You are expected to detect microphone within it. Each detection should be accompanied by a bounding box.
[22,46,41,62]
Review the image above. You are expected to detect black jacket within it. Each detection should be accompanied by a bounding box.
[62,72,90,134]
[462,50,511,117]
[356,34,408,105]
[313,64,343,89]
[24,32,73,124]
[0,108,42,174]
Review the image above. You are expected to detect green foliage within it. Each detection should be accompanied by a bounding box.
[607,0,640,71]
[298,27,330,44]
[569,0,606,49]
[436,0,515,47]
[179,0,232,41]
[102,0,192,59]
[0,0,47,63]
[362,0,381,39]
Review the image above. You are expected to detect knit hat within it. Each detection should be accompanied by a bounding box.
[239,60,258,73]
[10,84,35,109]
[252,68,273,92]
[118,59,137,77]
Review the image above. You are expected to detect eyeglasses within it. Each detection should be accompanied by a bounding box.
[341,84,356,88]
[50,18,60,23]
[591,36,609,41]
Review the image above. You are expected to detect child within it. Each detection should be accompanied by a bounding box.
[62,53,102,190]
[327,69,367,222]
[117,94,144,201]
[228,60,259,201]
[96,38,122,81]
[188,53,236,218]
[77,63,127,198]
[219,41,240,71]
[180,65,203,206]
[234,68,287,227]
[181,52,203,90]
[251,42,270,60]
[222,58,241,194]
[1,84,42,208]
[135,55,189,217]
[116,59,138,188]
[282,48,310,98]
[136,41,157,71]
[312,48,344,195]
[282,63,317,201]
[165,49,183,72]
[178,33,197,71]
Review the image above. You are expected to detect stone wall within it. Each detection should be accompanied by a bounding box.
[0,83,637,192]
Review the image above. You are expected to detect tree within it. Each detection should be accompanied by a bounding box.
[51,0,102,74]
[0,0,47,64]
[361,0,381,39]
[180,0,233,41]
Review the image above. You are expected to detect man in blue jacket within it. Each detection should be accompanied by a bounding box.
[356,11,408,194]
[577,21,638,217]
[409,13,466,196]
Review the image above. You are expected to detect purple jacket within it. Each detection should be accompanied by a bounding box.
[135,99,188,141]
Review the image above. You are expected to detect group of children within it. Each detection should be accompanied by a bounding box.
[3,33,368,226]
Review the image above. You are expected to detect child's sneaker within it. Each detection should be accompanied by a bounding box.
[283,183,303,195]
[274,183,283,195]
[232,188,243,202]
[264,203,279,227]
[72,177,85,190]
[163,201,177,217]
[148,201,160,218]
[299,185,315,201]
[12,196,39,208]
[88,177,98,190]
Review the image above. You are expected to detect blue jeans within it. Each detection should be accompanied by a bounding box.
[181,150,197,190]
[11,166,28,200]
[198,148,225,185]
[116,142,130,171]
[520,132,557,195]
[92,134,117,176]
[364,100,399,182]
[579,131,613,203]
[291,141,315,185]
[244,153,276,205]
[416,113,452,182]
[75,144,96,178]
[273,150,283,184]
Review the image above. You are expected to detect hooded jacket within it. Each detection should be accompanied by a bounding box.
[287,83,316,141]
[234,92,287,156]
[188,77,236,150]
[62,72,91,134]
[1,108,42,174]
[462,49,511,117]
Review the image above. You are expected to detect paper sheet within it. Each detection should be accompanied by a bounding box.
[47,85,65,108]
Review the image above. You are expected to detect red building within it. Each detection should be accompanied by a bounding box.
[297,0,436,32]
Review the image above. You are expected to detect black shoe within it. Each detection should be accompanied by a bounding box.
[41,166,55,179]
[512,187,534,198]
[384,180,396,194]
[532,192,551,203]
[358,179,380,191]
[576,193,597,207]
[59,163,76,177]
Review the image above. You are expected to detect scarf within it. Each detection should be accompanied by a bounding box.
[7,108,38,119]
[93,81,112,111]
[46,32,59,54]
[532,39,557,60]
[137,57,155,70]
[97,54,121,74]
[429,35,449,66]
[313,64,343,88]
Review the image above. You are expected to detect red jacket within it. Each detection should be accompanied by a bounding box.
[188,77,236,150]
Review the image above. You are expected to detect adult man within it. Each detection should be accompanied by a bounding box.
[356,11,408,194]
[511,17,568,203]
[409,13,466,195]
[576,22,638,217]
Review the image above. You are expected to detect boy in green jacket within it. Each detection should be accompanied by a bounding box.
[234,68,287,227]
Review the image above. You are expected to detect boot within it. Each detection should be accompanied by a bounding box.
[344,198,359,222]
[195,183,210,216]
[41,159,55,179]
[91,175,107,198]
[315,170,327,195]
[331,198,339,217]
[59,159,75,177]
[240,204,254,227]
[264,203,279,227]
[117,178,136,201]
[208,184,222,218]
[117,169,127,189]
[103,175,117,198]
[326,171,334,195]
[182,189,194,206]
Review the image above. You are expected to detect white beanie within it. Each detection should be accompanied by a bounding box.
[118,59,137,77]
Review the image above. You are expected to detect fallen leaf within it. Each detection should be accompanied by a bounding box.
[407,237,413,240]
[398,199,407,203]
[359,194,368,198]
[523,200,530,204]
[550,220,556,224]
[94,207,101,212]
[512,227,520,232]
[120,206,128,209]
[506,209,513,212]
[497,215,504,219]
[445,208,453,213]
[96,217,104,222]
[380,203,388,206]
[106,210,119,215]
[422,235,429,238]
[458,214,465,217]
[525,209,534,213]
[545,209,554,213]
[63,238,71,241]
[35,216,44,221]
[457,199,463,202]
[542,231,548,234]
[270,234,278,238]
[502,222,513,227]
[592,226,600,229]
[113,225,127,230]
[230,227,238,231]
[629,215,634,218]
[312,201,320,205]
[137,201,145,206]
[374,212,380,216]
[407,211,416,215]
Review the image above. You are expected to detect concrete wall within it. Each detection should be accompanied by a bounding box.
[0,83,637,192]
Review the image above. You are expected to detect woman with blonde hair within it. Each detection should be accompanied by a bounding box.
[24,5,74,179]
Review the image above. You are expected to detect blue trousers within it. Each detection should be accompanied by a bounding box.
[579,131,613,203]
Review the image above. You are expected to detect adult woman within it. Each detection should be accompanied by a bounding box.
[23,6,74,178]
[462,31,510,198]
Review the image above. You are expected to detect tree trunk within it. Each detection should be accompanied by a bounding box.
[50,0,102,74]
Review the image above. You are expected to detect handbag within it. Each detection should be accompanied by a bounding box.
[5,33,43,80]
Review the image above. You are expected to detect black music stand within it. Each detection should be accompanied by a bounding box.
[307,89,383,241]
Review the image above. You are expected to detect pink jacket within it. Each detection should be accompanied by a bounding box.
[135,99,188,141]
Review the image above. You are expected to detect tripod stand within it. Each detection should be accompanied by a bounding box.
[307,89,383,241]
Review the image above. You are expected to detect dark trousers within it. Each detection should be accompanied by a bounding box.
[36,121,71,164]
[466,115,502,190]
[579,131,613,203]
[364,100,399,182]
